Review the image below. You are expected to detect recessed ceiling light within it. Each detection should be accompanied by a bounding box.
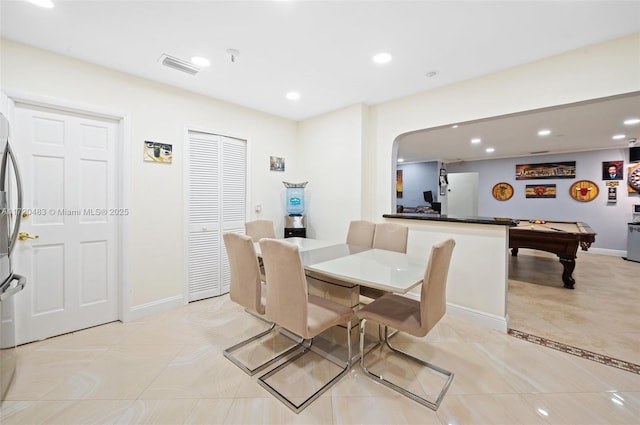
[373,52,392,64]
[425,71,438,78]
[397,158,404,162]
[27,0,54,7]
[471,138,481,144]
[538,129,551,136]
[191,56,210,67]
[451,124,459,128]
[286,91,300,101]
[485,147,495,153]
[612,134,626,140]
[624,118,640,125]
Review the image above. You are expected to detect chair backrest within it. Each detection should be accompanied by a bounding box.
[346,220,376,247]
[259,238,308,337]
[223,232,264,314]
[420,239,456,333]
[372,222,408,253]
[245,220,276,242]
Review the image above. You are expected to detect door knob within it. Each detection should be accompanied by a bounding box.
[18,232,39,241]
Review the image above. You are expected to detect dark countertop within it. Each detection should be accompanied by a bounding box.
[383,213,518,226]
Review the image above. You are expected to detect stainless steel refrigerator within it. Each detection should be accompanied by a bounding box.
[0,113,26,405]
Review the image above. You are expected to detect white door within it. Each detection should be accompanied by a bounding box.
[12,104,119,344]
[446,172,479,217]
[185,131,245,301]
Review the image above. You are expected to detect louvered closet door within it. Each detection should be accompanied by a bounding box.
[186,132,246,301]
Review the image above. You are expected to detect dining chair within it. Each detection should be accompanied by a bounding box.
[360,222,409,300]
[372,222,409,253]
[244,219,276,282]
[357,238,456,410]
[258,238,354,414]
[244,219,276,242]
[346,219,376,247]
[222,233,298,375]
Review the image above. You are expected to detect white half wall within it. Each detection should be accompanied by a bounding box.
[384,217,510,332]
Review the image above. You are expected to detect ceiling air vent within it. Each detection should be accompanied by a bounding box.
[159,54,199,75]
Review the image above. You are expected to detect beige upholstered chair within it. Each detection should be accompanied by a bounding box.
[222,233,297,375]
[244,219,276,242]
[346,220,376,247]
[258,238,354,413]
[244,219,275,281]
[372,222,409,253]
[358,238,456,410]
[360,222,409,300]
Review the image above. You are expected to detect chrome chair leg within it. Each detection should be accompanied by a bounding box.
[223,323,300,376]
[359,319,454,411]
[244,307,273,324]
[258,321,352,414]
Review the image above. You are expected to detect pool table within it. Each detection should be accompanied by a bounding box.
[509,220,596,289]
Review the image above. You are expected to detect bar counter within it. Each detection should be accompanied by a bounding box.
[383,213,518,227]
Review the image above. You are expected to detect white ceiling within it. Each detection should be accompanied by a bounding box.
[1,0,639,123]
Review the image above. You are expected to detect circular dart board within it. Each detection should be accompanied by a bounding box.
[628,164,640,192]
[492,182,514,201]
[569,180,599,202]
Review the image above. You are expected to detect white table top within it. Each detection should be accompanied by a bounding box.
[254,237,342,256]
[305,248,425,294]
[254,237,425,293]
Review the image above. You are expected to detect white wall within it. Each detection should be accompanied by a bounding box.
[0,39,297,310]
[296,104,365,242]
[368,33,640,221]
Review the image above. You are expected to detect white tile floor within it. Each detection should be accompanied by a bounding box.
[1,252,639,424]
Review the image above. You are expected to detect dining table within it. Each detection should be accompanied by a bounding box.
[254,237,427,294]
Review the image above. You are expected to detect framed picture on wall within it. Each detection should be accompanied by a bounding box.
[602,160,623,180]
[270,156,285,171]
[144,141,173,164]
[525,184,556,198]
[516,161,575,180]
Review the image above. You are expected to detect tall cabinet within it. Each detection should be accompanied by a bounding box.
[185,131,246,301]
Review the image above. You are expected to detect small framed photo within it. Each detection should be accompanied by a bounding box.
[144,141,172,164]
[602,160,623,180]
[270,156,285,171]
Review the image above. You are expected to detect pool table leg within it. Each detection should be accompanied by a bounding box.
[559,257,576,289]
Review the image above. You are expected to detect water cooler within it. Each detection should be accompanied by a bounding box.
[283,181,307,238]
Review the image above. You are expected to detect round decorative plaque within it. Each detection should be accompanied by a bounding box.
[492,182,514,201]
[569,180,599,202]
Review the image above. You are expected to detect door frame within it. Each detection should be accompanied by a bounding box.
[1,89,132,322]
[183,124,251,303]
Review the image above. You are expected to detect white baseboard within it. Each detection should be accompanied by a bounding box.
[446,303,509,333]
[402,292,509,333]
[584,247,626,257]
[123,294,185,322]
